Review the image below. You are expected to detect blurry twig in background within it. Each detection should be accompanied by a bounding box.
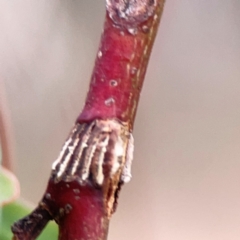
[0,79,15,171]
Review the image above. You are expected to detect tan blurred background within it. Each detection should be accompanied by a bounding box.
[1,0,240,239]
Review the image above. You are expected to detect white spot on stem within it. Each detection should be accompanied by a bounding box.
[127,28,138,35]
[98,51,102,58]
[105,97,115,106]
[109,79,118,86]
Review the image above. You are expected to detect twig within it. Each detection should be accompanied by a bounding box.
[0,79,15,171]
[12,0,166,239]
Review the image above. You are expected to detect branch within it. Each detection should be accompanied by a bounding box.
[0,79,15,171]
[12,0,166,239]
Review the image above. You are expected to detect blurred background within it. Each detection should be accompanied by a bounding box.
[1,0,240,239]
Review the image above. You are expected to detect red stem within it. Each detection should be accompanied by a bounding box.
[46,181,109,240]
[12,1,166,240]
[78,1,165,130]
